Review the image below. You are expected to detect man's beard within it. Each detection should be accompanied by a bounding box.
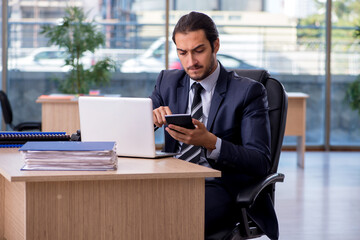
[186,57,216,81]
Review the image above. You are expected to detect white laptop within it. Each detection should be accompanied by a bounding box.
[78,96,177,158]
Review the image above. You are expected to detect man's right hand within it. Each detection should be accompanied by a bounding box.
[153,106,172,128]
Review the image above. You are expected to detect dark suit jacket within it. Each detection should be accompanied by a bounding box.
[150,64,278,239]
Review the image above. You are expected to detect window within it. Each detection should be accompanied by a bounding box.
[329,0,360,146]
[6,0,165,143]
[3,0,360,148]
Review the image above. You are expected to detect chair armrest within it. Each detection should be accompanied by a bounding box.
[236,173,285,207]
[14,122,42,131]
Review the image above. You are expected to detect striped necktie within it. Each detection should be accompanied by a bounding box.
[178,83,203,163]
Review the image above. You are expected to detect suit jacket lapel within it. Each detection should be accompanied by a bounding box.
[207,65,228,131]
[176,74,190,114]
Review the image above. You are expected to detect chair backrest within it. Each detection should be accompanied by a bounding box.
[234,70,288,174]
[0,90,13,125]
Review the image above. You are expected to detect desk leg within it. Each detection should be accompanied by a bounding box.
[3,180,25,240]
[0,176,4,240]
[297,135,305,168]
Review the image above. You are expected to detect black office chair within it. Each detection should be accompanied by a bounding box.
[207,70,288,240]
[0,90,42,131]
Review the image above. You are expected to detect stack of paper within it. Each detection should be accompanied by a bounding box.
[19,141,117,171]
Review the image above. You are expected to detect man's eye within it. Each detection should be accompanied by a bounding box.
[179,52,186,56]
[195,49,204,53]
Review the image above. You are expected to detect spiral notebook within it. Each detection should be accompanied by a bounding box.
[0,132,70,148]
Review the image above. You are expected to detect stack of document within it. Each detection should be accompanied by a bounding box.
[19,141,117,171]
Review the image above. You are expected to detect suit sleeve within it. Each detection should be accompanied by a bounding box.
[150,70,165,109]
[212,82,271,177]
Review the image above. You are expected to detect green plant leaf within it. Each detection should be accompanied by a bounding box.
[41,6,113,94]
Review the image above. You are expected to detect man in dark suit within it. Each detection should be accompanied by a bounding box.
[151,11,277,239]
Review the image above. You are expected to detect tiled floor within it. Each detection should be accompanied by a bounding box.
[258,151,360,240]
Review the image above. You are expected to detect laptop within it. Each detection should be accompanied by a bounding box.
[78,96,177,158]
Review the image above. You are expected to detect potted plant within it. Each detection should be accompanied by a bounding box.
[41,7,114,94]
[345,24,360,115]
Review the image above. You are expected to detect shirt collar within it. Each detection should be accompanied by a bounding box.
[189,61,220,92]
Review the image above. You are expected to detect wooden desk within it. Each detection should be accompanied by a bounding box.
[36,96,80,135]
[0,149,220,240]
[284,92,309,168]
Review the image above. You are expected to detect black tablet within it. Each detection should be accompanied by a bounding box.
[165,114,195,129]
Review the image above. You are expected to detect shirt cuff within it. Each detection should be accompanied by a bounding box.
[206,137,221,160]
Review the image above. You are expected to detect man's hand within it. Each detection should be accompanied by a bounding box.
[153,106,172,128]
[166,119,217,151]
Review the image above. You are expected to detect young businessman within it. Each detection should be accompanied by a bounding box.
[151,12,278,239]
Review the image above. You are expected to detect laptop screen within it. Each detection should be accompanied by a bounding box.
[78,96,157,158]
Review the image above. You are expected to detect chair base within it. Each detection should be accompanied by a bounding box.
[206,222,265,240]
[206,225,242,240]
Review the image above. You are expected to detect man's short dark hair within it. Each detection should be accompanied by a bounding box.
[172,11,219,52]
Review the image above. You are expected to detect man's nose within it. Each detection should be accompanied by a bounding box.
[187,53,197,66]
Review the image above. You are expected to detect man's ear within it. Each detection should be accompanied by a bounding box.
[214,38,220,53]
